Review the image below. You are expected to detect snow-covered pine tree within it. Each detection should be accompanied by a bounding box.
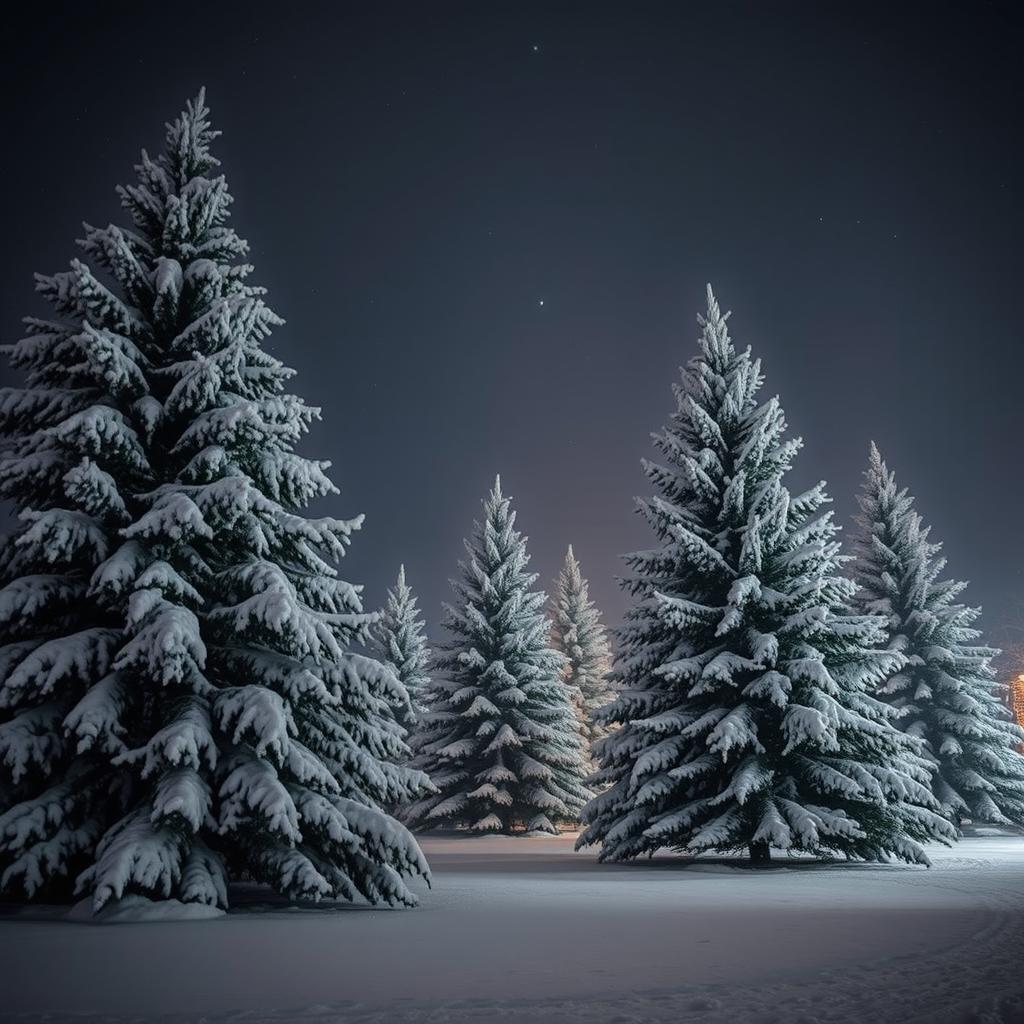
[404,478,591,833]
[578,286,956,865]
[852,443,1024,826]
[369,565,432,733]
[550,545,613,754]
[0,91,430,911]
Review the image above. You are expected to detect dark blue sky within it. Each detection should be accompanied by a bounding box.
[2,2,1021,656]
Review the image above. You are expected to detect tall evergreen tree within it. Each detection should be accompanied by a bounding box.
[369,565,432,733]
[579,286,955,865]
[405,478,591,833]
[550,545,613,752]
[0,92,430,911]
[852,444,1024,826]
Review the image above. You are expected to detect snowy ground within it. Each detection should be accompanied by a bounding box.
[2,831,1023,1024]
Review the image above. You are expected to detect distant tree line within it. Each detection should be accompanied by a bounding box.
[1,94,1021,918]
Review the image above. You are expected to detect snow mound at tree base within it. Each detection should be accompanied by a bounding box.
[962,825,1024,838]
[67,895,225,924]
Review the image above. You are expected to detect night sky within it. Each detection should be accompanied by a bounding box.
[2,2,1021,656]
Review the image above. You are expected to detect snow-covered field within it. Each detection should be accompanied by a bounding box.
[2,831,1023,1024]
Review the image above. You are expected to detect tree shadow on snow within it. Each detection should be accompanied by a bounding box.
[224,883,392,914]
[418,837,918,877]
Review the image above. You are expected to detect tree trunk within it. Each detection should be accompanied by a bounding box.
[748,841,771,865]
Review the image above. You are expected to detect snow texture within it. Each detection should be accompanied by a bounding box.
[0,91,429,910]
[579,286,955,866]
[404,478,591,833]
[852,443,1024,826]
[66,893,225,923]
[0,832,1022,1023]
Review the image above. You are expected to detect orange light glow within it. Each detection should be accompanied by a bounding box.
[1012,675,1024,750]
